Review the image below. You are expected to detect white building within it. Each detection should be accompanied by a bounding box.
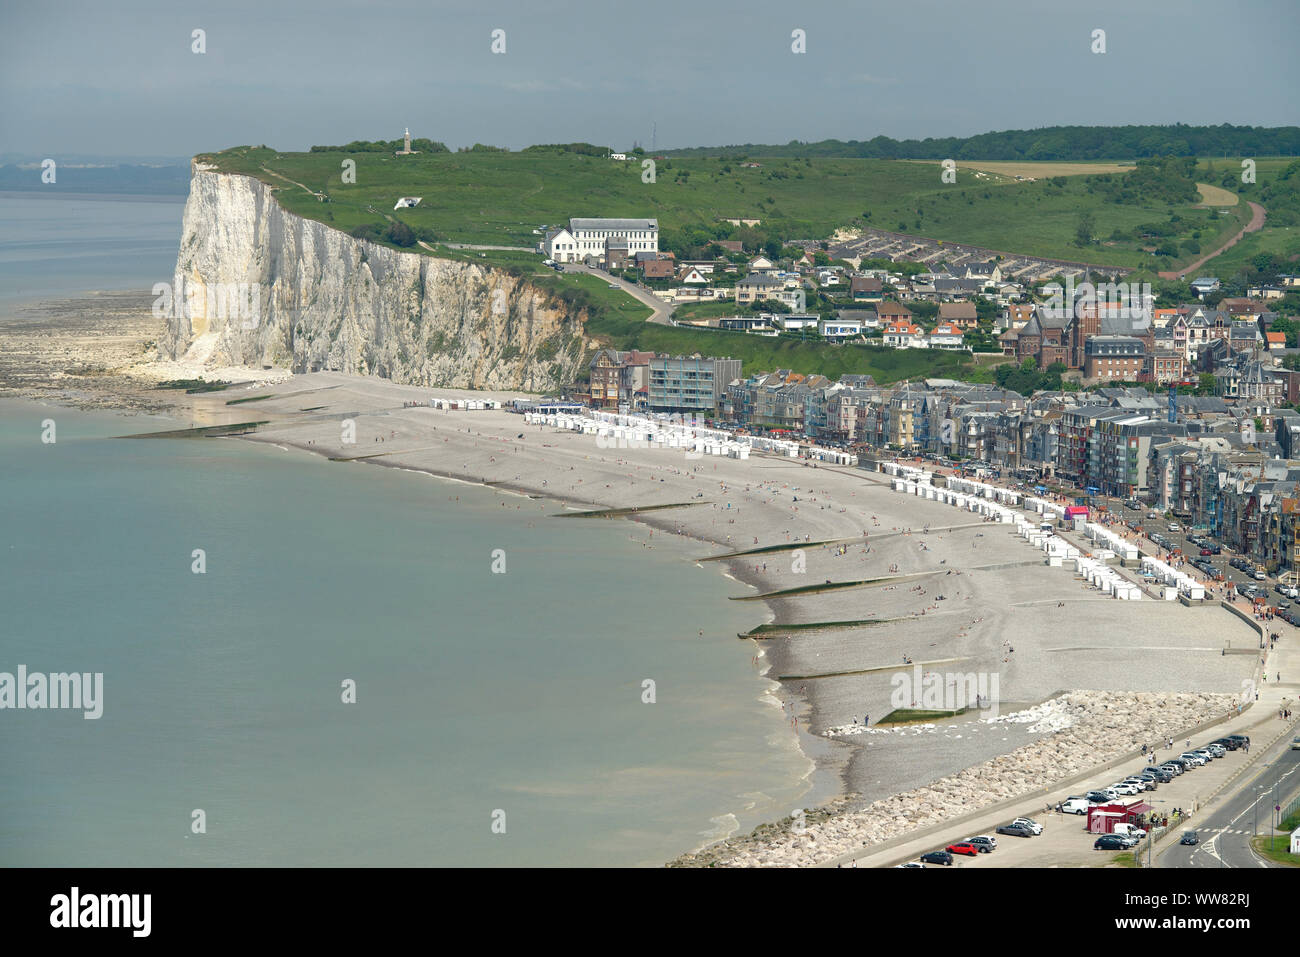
[542,217,658,263]
[819,317,861,342]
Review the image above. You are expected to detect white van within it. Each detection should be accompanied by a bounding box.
[1059,797,1089,815]
[1112,823,1147,839]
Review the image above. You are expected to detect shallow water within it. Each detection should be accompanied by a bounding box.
[0,399,811,865]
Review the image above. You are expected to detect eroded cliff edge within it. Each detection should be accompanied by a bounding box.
[161,164,587,391]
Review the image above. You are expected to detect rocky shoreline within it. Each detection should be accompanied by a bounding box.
[670,690,1236,866]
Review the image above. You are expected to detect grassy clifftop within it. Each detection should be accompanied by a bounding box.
[197,145,1278,269]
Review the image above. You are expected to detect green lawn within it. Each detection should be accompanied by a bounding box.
[200,146,1294,270]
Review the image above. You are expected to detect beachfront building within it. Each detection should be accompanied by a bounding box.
[542,217,658,264]
[588,349,657,409]
[648,355,742,415]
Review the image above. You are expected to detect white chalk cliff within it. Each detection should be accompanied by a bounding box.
[162,164,587,390]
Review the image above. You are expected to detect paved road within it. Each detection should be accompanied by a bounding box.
[557,263,677,325]
[439,243,536,252]
[1158,729,1300,868]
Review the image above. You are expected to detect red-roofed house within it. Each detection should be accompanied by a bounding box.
[882,320,924,348]
[1266,331,1287,351]
[928,322,966,350]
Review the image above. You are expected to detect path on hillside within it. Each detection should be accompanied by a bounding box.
[559,263,677,326]
[1160,201,1266,280]
[439,242,535,252]
[260,166,324,201]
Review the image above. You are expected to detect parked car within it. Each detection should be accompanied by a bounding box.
[1180,831,1199,846]
[1113,823,1147,840]
[919,850,953,865]
[1179,752,1207,767]
[1205,744,1226,758]
[1228,734,1250,747]
[1111,782,1141,796]
[1011,818,1043,835]
[895,861,926,868]
[996,824,1034,838]
[1123,777,1153,791]
[947,842,982,856]
[1094,834,1129,850]
[965,835,997,851]
[1213,737,1240,751]
[1059,797,1089,815]
[1087,789,1117,804]
[1159,763,1184,776]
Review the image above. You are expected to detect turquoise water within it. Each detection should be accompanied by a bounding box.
[0,400,809,866]
[0,191,184,308]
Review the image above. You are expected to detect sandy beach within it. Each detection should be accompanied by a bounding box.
[140,370,1256,863]
[0,294,1264,865]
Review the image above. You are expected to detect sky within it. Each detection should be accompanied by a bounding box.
[2,0,1298,159]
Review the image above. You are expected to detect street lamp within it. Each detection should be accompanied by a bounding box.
[1146,799,1166,868]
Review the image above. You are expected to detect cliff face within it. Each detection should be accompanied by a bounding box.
[161,165,587,390]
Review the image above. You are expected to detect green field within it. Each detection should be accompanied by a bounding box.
[200,146,1291,270]
[196,144,1296,386]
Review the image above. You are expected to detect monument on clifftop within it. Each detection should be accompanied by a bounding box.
[396,128,418,156]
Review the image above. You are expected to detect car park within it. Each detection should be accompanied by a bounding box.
[919,850,953,865]
[947,842,982,856]
[1094,834,1129,850]
[996,824,1034,838]
[1011,818,1043,834]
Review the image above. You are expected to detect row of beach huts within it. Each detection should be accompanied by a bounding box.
[879,462,1206,602]
[522,408,858,464]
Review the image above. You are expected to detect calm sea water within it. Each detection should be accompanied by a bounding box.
[0,400,810,865]
[0,190,811,865]
[0,191,184,309]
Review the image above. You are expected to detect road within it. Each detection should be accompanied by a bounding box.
[557,263,678,325]
[1158,730,1300,868]
[1159,201,1266,280]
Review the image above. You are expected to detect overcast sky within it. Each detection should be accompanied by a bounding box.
[2,0,1297,159]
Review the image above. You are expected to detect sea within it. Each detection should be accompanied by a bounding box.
[0,190,812,866]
